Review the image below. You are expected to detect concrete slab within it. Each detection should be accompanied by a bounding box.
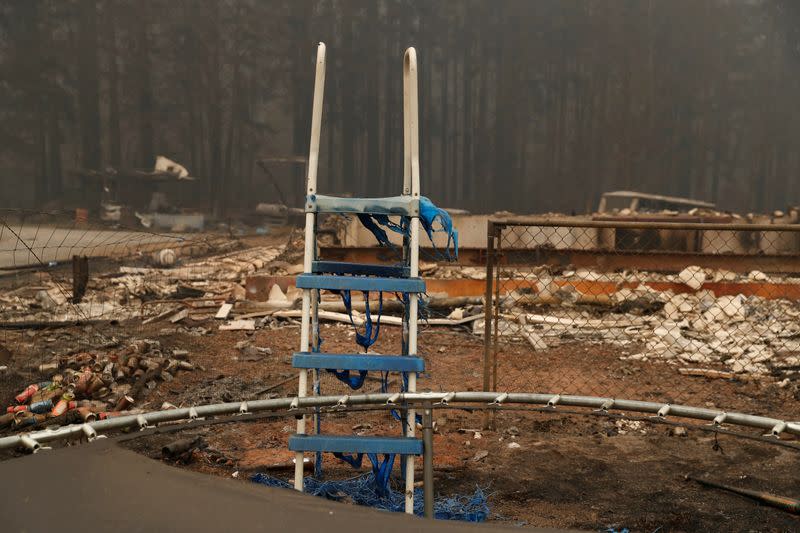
[0,440,579,533]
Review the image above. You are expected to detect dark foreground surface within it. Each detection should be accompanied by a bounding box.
[0,440,578,533]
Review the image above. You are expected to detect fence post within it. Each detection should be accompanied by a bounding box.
[422,401,434,519]
[492,226,502,393]
[482,222,497,430]
[482,221,496,394]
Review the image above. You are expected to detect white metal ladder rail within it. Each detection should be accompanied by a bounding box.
[294,42,326,493]
[292,42,423,515]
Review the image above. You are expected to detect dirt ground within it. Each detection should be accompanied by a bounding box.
[2,314,799,532]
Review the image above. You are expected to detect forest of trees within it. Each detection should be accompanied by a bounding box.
[1,0,799,215]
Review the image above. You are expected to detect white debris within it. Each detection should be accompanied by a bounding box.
[612,288,639,304]
[707,294,747,321]
[268,284,288,302]
[712,269,737,282]
[448,307,465,320]
[678,266,706,290]
[155,155,190,178]
[219,319,256,331]
[484,266,800,379]
[521,330,548,351]
[154,248,177,267]
[654,326,684,346]
[215,303,233,319]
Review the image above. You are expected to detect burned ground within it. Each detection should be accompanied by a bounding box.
[1,229,799,532]
[2,317,799,532]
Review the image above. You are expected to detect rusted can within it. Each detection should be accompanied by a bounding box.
[13,411,34,426]
[77,400,106,411]
[29,399,53,414]
[99,411,123,420]
[39,387,64,403]
[114,395,135,411]
[76,407,96,422]
[74,370,93,395]
[15,384,39,404]
[86,376,105,396]
[93,387,109,399]
[51,398,69,417]
[0,412,14,428]
[127,356,139,369]
[15,413,45,428]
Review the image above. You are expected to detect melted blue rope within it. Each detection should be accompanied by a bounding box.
[335,290,383,351]
[251,472,490,521]
[330,453,396,497]
[418,197,458,261]
[356,197,458,261]
[308,206,448,476]
[323,290,383,389]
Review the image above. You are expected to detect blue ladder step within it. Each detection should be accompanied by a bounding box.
[293,352,424,372]
[305,194,419,217]
[312,261,410,278]
[289,434,423,455]
[296,274,425,293]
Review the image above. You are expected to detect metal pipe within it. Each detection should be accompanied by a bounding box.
[493,218,800,232]
[295,40,326,492]
[482,221,495,395]
[422,402,434,519]
[2,392,800,451]
[687,475,800,514]
[404,44,420,516]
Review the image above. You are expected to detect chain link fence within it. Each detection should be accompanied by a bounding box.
[482,218,800,418]
[0,208,246,327]
[0,208,294,432]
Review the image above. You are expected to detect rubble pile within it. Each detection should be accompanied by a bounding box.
[486,265,800,380]
[507,265,800,288]
[622,291,800,378]
[1,339,195,432]
[0,244,284,324]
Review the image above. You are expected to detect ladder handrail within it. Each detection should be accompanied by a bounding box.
[296,44,422,516]
[296,41,325,492]
[402,47,420,516]
[403,47,420,198]
[306,42,326,196]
